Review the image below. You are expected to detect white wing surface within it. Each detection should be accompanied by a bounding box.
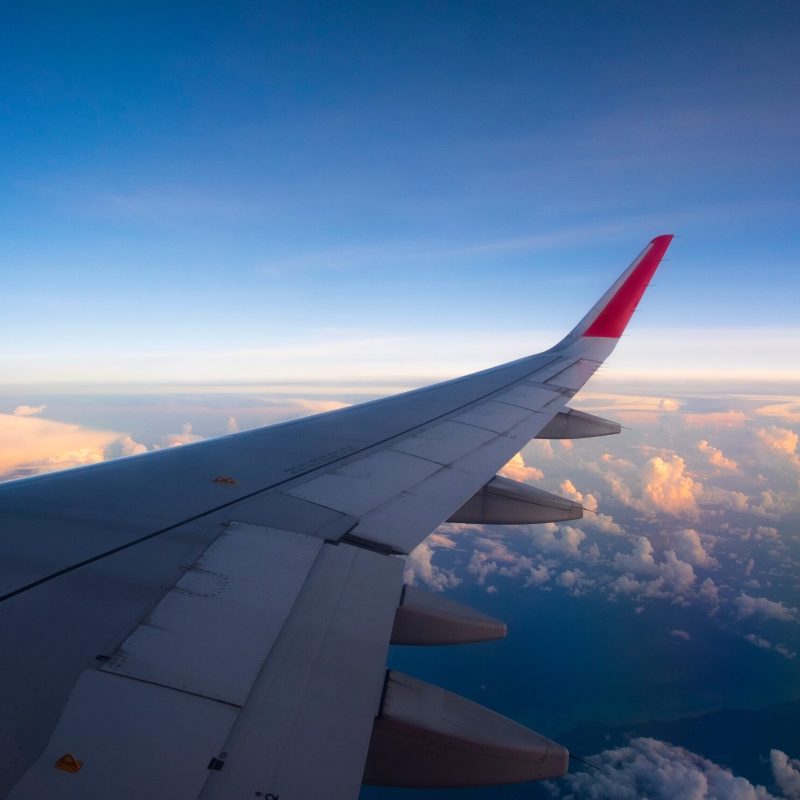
[0,235,673,798]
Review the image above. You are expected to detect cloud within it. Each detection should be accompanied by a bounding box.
[668,528,719,569]
[560,479,623,534]
[467,536,549,587]
[12,404,47,416]
[226,416,240,433]
[670,629,691,641]
[744,634,796,660]
[104,435,148,459]
[0,412,125,480]
[556,568,593,594]
[526,523,586,556]
[500,452,544,482]
[698,578,721,614]
[770,750,800,798]
[405,532,461,591]
[734,592,797,623]
[612,539,697,603]
[753,489,795,518]
[642,455,702,516]
[615,537,657,575]
[162,423,204,448]
[546,737,777,799]
[697,440,740,473]
[757,426,800,457]
[659,398,681,411]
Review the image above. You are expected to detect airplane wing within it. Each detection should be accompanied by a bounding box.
[0,235,673,799]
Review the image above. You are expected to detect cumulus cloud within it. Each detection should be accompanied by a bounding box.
[162,423,204,448]
[104,435,148,459]
[642,455,702,516]
[560,479,623,534]
[697,439,740,473]
[734,592,797,623]
[12,404,46,416]
[670,629,691,641]
[405,532,461,591]
[698,577,721,612]
[757,426,800,458]
[467,536,549,587]
[753,489,795,518]
[546,737,777,799]
[771,750,800,798]
[0,412,124,480]
[615,537,657,575]
[668,528,719,569]
[226,416,240,433]
[526,523,586,556]
[658,398,681,411]
[500,452,544,482]
[556,568,593,594]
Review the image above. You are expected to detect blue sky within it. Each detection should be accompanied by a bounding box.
[0,1,798,385]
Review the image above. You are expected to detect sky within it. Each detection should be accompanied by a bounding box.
[1,2,800,799]
[0,1,799,386]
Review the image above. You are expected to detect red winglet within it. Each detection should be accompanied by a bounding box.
[583,235,673,338]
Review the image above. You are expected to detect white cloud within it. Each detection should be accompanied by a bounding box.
[642,455,702,516]
[0,412,124,480]
[615,537,657,575]
[405,533,461,591]
[699,577,721,613]
[226,416,240,433]
[556,568,593,594]
[12,404,46,416]
[526,523,586,556]
[560,479,623,534]
[104,435,148,459]
[698,439,740,473]
[771,750,800,798]
[547,737,777,799]
[744,634,796,660]
[670,629,691,641]
[162,422,204,448]
[757,426,800,457]
[734,592,797,623]
[500,452,544,483]
[669,528,719,569]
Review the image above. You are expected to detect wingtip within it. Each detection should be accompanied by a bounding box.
[581,234,673,339]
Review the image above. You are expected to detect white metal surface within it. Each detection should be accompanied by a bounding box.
[454,399,532,433]
[388,419,497,464]
[546,358,602,390]
[7,670,239,800]
[197,543,404,800]
[101,522,323,705]
[285,449,442,517]
[495,383,561,411]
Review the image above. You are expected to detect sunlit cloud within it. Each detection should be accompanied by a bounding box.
[697,439,740,473]
[546,737,782,799]
[12,404,46,416]
[499,452,544,483]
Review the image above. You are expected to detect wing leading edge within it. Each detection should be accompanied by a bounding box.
[0,235,673,799]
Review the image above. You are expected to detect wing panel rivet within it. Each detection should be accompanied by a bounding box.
[54,753,83,773]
